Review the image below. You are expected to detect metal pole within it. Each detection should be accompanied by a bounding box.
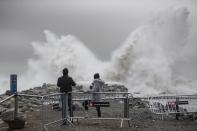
[14,93,18,119]
[62,93,66,119]
[176,97,180,120]
[41,97,45,131]
[124,94,129,118]
[127,94,129,118]
[65,93,68,119]
[70,92,73,119]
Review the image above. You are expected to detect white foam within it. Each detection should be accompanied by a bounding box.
[1,6,196,96]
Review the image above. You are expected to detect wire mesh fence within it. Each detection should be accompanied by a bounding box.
[143,95,197,115]
[1,92,197,131]
[40,92,131,130]
[71,92,129,119]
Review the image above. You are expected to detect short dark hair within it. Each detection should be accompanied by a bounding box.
[63,68,68,75]
[94,73,100,79]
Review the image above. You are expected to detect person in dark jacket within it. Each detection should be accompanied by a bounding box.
[57,68,76,118]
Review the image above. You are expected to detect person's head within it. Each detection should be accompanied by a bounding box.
[62,68,68,76]
[94,73,100,79]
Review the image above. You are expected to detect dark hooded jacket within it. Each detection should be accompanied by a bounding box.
[57,75,76,93]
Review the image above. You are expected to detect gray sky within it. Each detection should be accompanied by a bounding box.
[0,0,197,78]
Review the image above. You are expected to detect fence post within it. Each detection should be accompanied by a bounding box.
[176,98,180,120]
[14,93,18,119]
[65,93,69,119]
[70,92,73,119]
[62,93,66,120]
[41,97,45,131]
[124,94,129,118]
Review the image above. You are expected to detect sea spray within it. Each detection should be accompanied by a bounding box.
[0,75,9,93]
[16,7,196,95]
[0,6,196,95]
[19,31,104,89]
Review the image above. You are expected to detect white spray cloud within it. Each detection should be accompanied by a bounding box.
[120,6,191,95]
[1,6,196,96]
[19,30,105,90]
[0,75,9,93]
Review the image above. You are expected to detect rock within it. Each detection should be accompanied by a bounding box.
[0,119,4,124]
[130,107,153,120]
[30,98,40,105]
[7,117,25,129]
[0,106,8,115]
[0,127,12,131]
[20,105,28,112]
[103,84,127,92]
[73,102,84,111]
[5,90,12,96]
[1,108,14,122]
[193,113,197,120]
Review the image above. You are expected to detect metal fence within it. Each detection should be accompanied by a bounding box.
[70,92,130,126]
[41,92,131,130]
[0,94,15,120]
[143,95,197,118]
[0,92,130,130]
[2,92,197,131]
[41,93,67,130]
[0,94,43,130]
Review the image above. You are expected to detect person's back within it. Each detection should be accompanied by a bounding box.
[90,73,105,117]
[57,68,76,120]
[57,68,76,93]
[92,78,104,102]
[57,75,75,93]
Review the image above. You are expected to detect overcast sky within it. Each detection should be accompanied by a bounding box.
[0,0,197,78]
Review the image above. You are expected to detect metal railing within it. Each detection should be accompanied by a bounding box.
[2,92,197,130]
[71,92,130,122]
[140,95,197,120]
[41,93,65,131]
[41,92,131,130]
[0,94,15,120]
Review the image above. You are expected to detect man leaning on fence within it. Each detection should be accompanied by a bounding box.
[90,73,105,117]
[57,68,76,119]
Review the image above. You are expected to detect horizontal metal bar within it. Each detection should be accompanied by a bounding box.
[18,94,43,98]
[42,92,130,98]
[151,111,197,115]
[0,94,15,104]
[71,117,130,120]
[138,95,197,100]
[73,97,129,101]
[71,92,130,94]
[44,118,65,126]
[42,93,64,98]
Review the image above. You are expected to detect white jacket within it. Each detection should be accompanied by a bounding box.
[91,78,105,102]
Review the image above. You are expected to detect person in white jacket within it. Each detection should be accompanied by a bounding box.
[90,73,105,117]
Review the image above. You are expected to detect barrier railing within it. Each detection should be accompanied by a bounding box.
[142,95,197,119]
[41,93,68,131]
[70,92,130,127]
[41,92,131,130]
[1,92,197,130]
[0,94,15,119]
[0,94,43,130]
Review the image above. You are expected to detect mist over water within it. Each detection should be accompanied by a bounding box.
[1,6,197,96]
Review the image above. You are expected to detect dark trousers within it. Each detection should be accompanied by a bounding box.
[96,106,101,117]
[68,93,72,117]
